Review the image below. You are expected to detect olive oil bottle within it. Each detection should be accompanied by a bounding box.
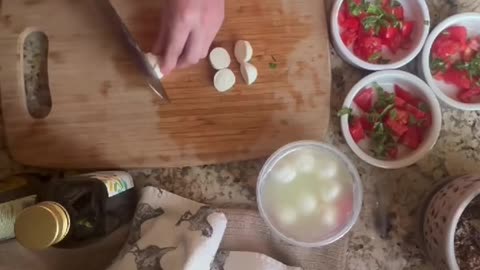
[15,171,137,250]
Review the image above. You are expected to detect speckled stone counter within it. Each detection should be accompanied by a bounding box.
[5,0,480,269]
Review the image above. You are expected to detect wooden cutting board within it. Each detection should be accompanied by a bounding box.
[0,0,331,168]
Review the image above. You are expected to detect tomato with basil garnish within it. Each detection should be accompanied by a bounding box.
[338,0,415,63]
[338,83,432,160]
[430,26,480,103]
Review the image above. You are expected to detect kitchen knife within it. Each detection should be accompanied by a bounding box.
[97,0,169,102]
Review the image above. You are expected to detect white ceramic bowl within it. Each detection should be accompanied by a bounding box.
[330,0,430,70]
[257,141,363,247]
[421,13,480,111]
[340,70,442,169]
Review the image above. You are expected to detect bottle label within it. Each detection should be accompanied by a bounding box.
[0,195,36,240]
[82,171,134,197]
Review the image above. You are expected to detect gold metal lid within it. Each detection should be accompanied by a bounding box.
[14,201,70,250]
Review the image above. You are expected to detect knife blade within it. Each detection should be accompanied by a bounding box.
[97,0,169,101]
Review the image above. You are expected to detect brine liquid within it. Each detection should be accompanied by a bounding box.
[260,147,354,243]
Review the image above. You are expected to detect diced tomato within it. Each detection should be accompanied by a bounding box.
[385,116,409,137]
[401,21,415,39]
[468,38,480,51]
[341,30,358,47]
[446,26,468,46]
[353,36,383,61]
[384,31,403,53]
[359,116,373,132]
[385,109,409,137]
[338,9,347,27]
[384,4,404,20]
[462,47,475,62]
[349,118,366,143]
[406,104,427,120]
[432,37,462,62]
[354,88,374,112]
[387,147,398,159]
[380,26,398,41]
[400,127,422,150]
[381,0,391,7]
[433,71,444,81]
[458,88,480,103]
[443,68,472,89]
[343,17,360,31]
[395,96,407,108]
[394,85,415,104]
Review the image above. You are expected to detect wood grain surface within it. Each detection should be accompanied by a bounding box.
[0,0,331,168]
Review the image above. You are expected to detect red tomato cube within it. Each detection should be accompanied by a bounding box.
[385,112,409,137]
[432,37,463,62]
[387,147,398,159]
[341,30,358,47]
[353,37,383,61]
[446,26,468,46]
[401,21,415,39]
[394,85,415,104]
[400,127,422,150]
[354,88,374,112]
[443,69,472,90]
[395,96,407,108]
[359,116,373,132]
[349,118,366,143]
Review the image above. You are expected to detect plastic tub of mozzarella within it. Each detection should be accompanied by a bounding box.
[257,141,363,247]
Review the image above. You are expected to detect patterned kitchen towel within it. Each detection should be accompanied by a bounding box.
[217,209,349,270]
[108,186,301,270]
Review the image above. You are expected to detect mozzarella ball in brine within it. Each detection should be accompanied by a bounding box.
[317,204,338,227]
[293,150,316,173]
[315,155,339,180]
[270,162,297,184]
[318,178,342,203]
[275,206,297,226]
[297,192,317,216]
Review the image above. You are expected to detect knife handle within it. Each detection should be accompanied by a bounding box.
[145,53,164,80]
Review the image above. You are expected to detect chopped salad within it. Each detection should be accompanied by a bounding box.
[339,84,432,160]
[338,0,415,63]
[430,26,480,103]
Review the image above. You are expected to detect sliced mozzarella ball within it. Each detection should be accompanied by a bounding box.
[270,162,297,184]
[275,206,297,225]
[315,156,338,180]
[293,150,316,173]
[145,53,164,79]
[317,204,338,227]
[209,47,231,70]
[318,178,342,203]
[213,69,236,92]
[234,40,253,63]
[297,192,317,216]
[240,63,258,85]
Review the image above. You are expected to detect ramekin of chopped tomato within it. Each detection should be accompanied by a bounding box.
[340,70,441,169]
[421,13,480,110]
[331,0,430,71]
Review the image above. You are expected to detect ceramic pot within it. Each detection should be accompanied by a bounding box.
[423,175,480,270]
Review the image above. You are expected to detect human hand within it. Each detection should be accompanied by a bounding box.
[153,0,225,75]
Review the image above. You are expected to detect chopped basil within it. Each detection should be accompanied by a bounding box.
[337,107,353,117]
[418,103,429,112]
[430,58,447,74]
[389,109,398,120]
[408,115,417,126]
[269,62,278,70]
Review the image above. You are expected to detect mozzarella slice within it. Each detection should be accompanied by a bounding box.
[213,69,236,92]
[209,47,231,70]
[145,53,163,79]
[240,63,258,85]
[234,40,253,63]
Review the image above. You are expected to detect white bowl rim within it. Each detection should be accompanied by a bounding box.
[421,12,480,111]
[340,70,442,169]
[330,0,431,71]
[256,140,363,247]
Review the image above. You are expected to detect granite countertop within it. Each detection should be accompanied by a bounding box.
[5,0,480,269]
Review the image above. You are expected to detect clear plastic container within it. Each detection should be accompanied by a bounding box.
[257,141,363,247]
